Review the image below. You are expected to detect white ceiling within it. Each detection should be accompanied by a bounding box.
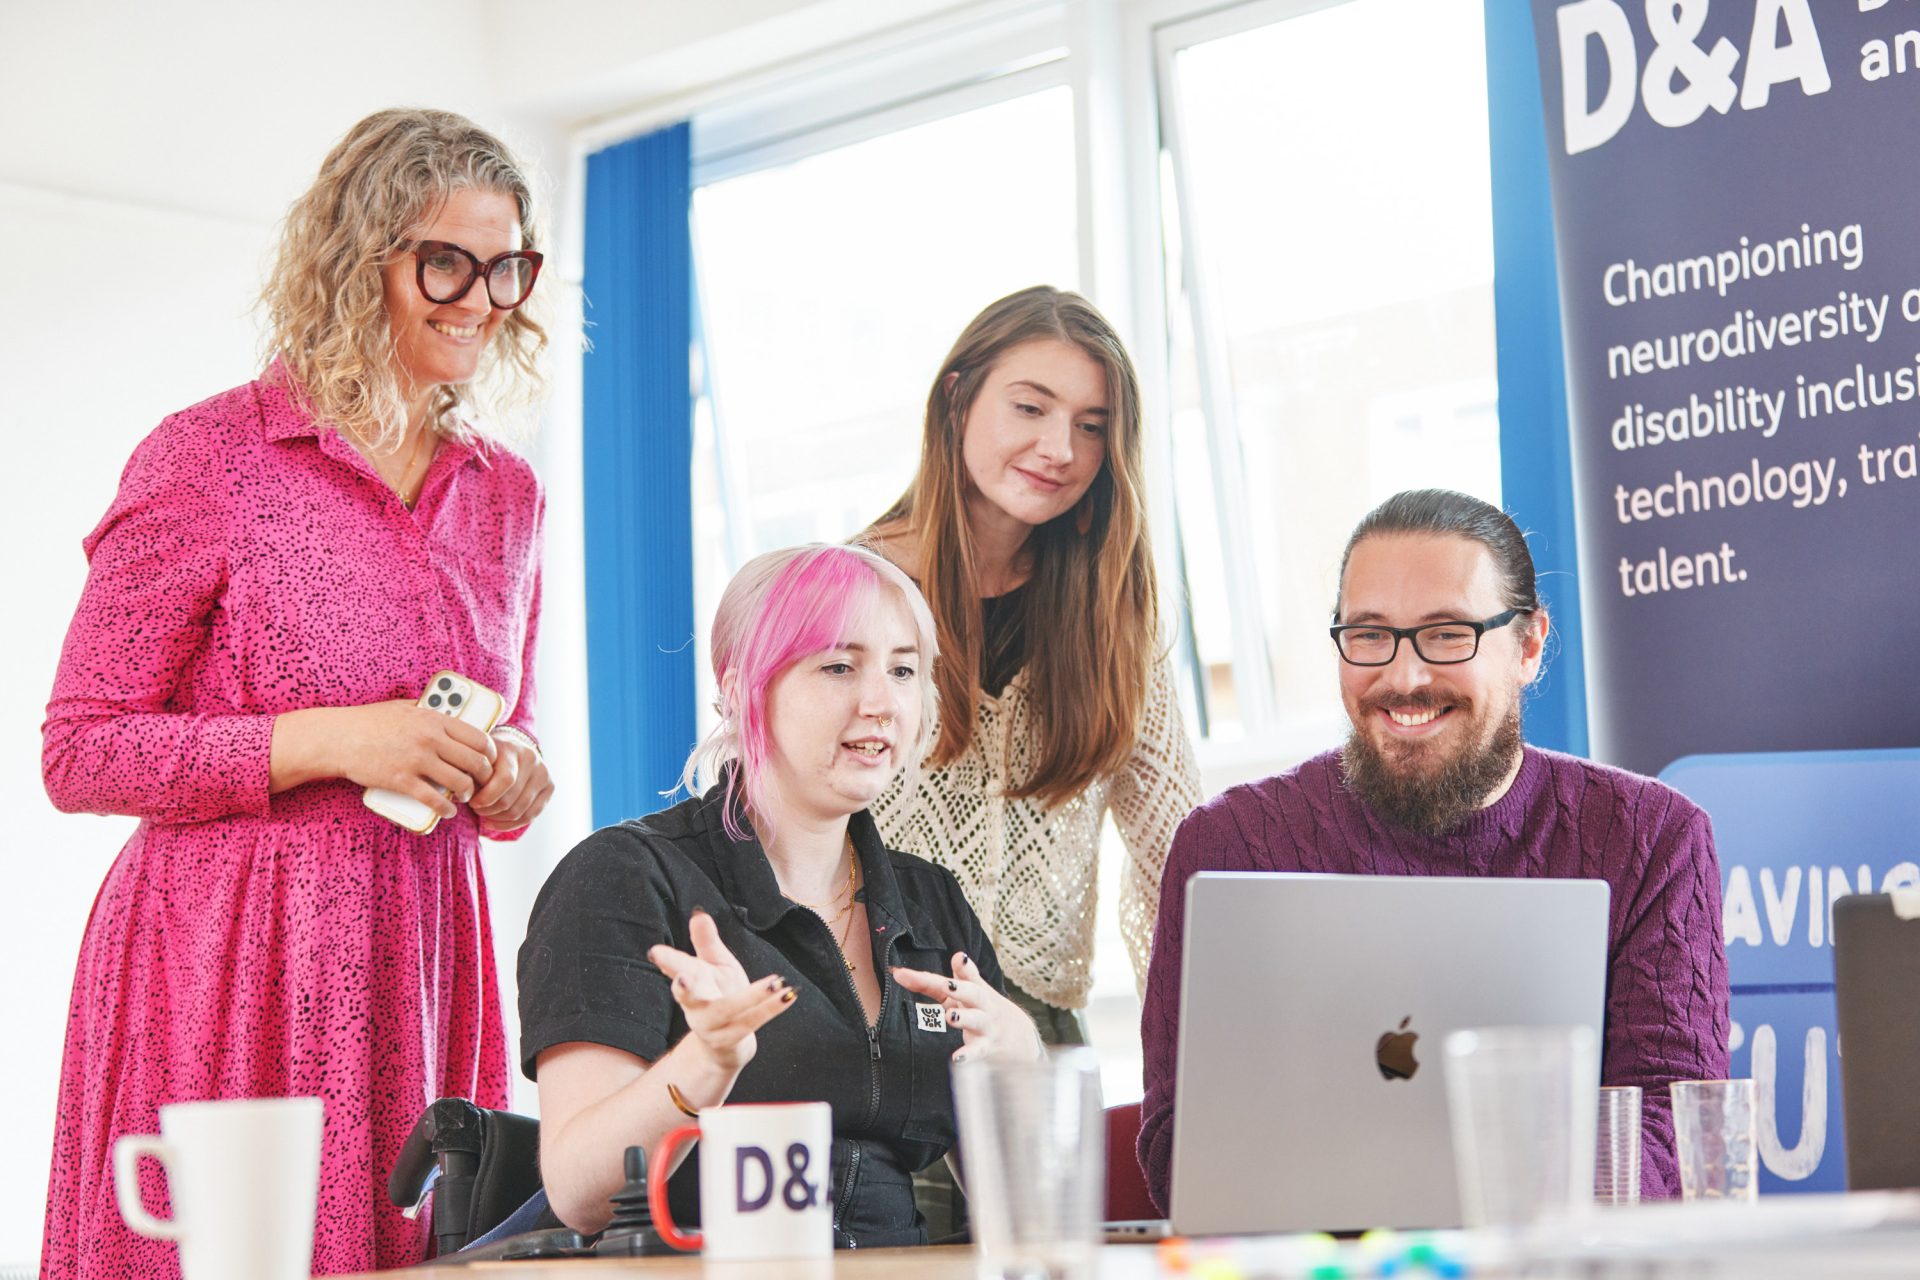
[1,0,992,227]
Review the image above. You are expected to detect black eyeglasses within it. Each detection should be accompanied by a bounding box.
[1329,608,1527,666]
[407,240,544,310]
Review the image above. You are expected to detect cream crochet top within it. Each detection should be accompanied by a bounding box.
[870,656,1202,1010]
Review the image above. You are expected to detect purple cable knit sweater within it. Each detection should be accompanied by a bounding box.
[1137,746,1729,1212]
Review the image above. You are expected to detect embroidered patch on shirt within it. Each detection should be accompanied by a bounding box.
[915,1003,949,1033]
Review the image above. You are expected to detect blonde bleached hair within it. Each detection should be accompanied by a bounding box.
[260,107,548,452]
[679,543,940,842]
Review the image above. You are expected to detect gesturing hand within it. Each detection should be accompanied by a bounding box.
[893,952,1043,1065]
[647,908,798,1073]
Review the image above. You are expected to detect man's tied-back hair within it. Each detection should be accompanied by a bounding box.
[1334,488,1540,619]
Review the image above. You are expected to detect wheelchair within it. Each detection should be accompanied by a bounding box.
[388,1098,672,1263]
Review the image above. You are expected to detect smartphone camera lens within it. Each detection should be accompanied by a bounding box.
[449,693,464,708]
[438,677,453,692]
[427,694,442,708]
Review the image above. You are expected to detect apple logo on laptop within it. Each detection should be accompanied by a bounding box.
[1375,1016,1419,1080]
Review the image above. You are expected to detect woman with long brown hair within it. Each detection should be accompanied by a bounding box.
[863,286,1202,1043]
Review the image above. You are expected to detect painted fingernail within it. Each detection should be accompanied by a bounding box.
[780,989,797,1004]
[948,1010,961,1025]
[946,979,957,992]
[767,975,786,992]
[959,953,972,968]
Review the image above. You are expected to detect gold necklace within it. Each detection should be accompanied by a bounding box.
[786,877,850,913]
[396,426,434,508]
[785,842,855,912]
[787,843,860,972]
[836,856,863,973]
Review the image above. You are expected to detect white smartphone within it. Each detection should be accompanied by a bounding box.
[362,671,505,835]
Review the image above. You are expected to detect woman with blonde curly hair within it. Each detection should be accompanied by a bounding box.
[40,107,555,1277]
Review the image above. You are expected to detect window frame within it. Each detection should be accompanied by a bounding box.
[1145,0,1505,764]
[685,50,1077,586]
[567,0,1516,1104]
[595,0,1501,773]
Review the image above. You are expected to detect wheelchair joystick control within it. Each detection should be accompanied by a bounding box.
[594,1144,673,1256]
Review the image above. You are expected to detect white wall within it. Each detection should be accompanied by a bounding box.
[0,1,1009,1269]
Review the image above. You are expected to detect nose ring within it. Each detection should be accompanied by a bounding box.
[876,716,894,729]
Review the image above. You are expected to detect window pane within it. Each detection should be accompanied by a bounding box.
[693,83,1134,1087]
[691,85,1079,617]
[1165,0,1501,739]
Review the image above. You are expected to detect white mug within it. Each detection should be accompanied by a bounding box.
[648,1100,833,1260]
[113,1096,324,1280]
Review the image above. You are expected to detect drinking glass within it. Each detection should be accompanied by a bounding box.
[1669,1079,1758,1202]
[1594,1085,1642,1205]
[953,1048,1104,1280]
[1443,1026,1597,1229]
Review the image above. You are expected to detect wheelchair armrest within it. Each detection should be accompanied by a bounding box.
[389,1098,543,1256]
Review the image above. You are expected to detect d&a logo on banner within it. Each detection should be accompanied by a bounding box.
[1530,0,1920,1191]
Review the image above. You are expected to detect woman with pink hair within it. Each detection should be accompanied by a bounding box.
[517,543,1039,1247]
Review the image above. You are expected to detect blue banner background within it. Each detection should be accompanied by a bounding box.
[1663,749,1920,1191]
[1531,0,1920,1192]
[1530,0,1920,777]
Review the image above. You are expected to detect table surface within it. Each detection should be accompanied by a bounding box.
[332,1195,1920,1278]
[337,1243,1161,1279]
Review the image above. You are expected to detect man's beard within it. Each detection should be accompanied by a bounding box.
[1340,693,1523,837]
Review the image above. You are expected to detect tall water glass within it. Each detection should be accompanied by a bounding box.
[954,1048,1104,1280]
[1443,1026,1598,1229]
[1670,1079,1758,1202]
[1594,1085,1643,1205]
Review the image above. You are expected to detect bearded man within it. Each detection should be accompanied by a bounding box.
[1136,488,1729,1211]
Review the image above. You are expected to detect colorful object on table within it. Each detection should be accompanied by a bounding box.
[1192,1256,1247,1280]
[1300,1231,1342,1280]
[1356,1228,1402,1276]
[1148,1229,1477,1279]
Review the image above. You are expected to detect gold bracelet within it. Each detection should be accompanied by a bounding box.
[666,1082,701,1118]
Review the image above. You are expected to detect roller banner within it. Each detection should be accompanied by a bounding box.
[1530,0,1920,1192]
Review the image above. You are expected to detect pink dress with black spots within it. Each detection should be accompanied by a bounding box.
[40,371,543,1278]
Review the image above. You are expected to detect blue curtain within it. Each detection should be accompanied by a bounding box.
[582,122,697,828]
[1484,2,1586,756]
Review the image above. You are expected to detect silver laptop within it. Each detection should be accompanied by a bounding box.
[1169,872,1609,1234]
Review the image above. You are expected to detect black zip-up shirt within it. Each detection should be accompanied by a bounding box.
[517,786,1002,1248]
